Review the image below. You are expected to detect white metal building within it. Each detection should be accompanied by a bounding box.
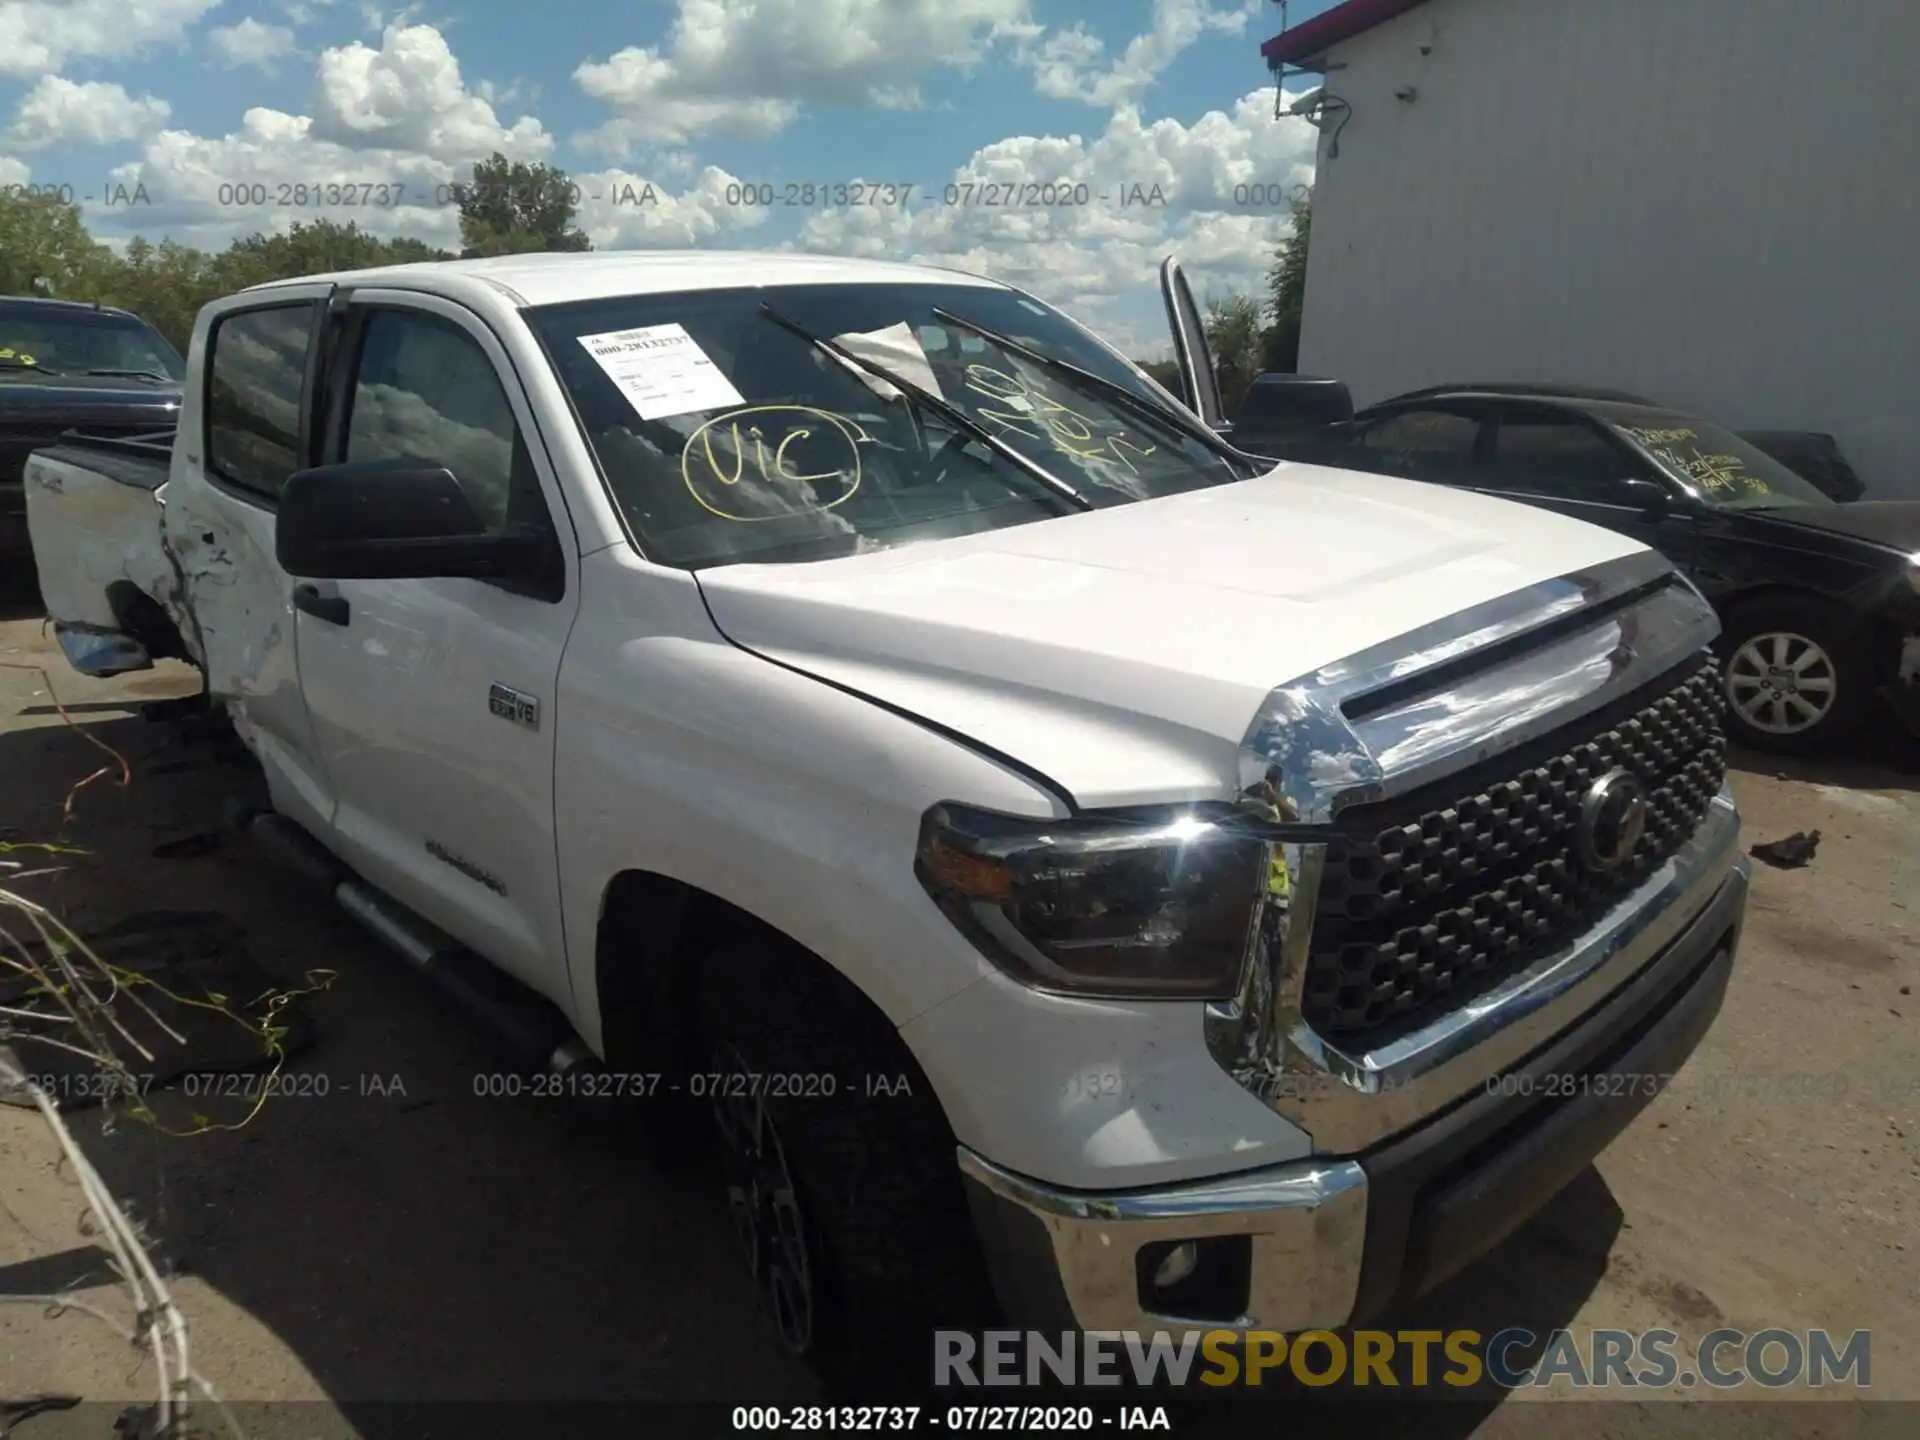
[1260,0,1920,498]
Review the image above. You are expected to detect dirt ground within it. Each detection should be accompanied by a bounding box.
[1,607,1915,1438]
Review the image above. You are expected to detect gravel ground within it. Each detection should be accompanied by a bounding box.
[1,610,1915,1438]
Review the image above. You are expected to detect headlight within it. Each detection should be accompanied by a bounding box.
[914,802,1268,998]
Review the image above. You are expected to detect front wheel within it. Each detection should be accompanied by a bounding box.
[696,938,998,1393]
[1717,597,1875,753]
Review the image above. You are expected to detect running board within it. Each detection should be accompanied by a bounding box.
[247,813,596,1077]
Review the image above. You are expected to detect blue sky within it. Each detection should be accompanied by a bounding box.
[1,0,1334,353]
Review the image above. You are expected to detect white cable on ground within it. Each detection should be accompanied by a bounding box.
[0,1048,244,1440]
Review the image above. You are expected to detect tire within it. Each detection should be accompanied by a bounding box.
[695,937,998,1394]
[1716,595,1876,754]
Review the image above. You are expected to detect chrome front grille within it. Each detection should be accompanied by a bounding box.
[1301,653,1726,1043]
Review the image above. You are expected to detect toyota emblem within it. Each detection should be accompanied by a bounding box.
[1576,769,1649,872]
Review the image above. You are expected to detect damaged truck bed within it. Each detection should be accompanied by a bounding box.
[24,437,197,676]
[24,433,292,761]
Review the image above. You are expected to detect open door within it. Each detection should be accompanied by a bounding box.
[1158,256,1229,435]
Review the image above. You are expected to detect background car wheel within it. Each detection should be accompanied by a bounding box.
[697,936,998,1394]
[1717,597,1875,754]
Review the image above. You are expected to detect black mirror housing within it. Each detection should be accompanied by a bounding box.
[1619,477,1673,517]
[276,460,541,580]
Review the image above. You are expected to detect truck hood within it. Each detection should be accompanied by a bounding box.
[693,464,1650,809]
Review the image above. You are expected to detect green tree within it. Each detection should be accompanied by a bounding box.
[1132,357,1182,393]
[211,218,454,292]
[0,192,113,299]
[1204,291,1267,417]
[452,152,591,256]
[90,237,221,352]
[1262,187,1312,372]
[5,209,462,353]
[82,220,455,352]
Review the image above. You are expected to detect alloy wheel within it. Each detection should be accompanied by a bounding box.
[1726,632,1838,736]
[709,1040,816,1354]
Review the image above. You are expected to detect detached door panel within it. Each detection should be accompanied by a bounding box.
[1158,257,1227,433]
[291,296,579,1003]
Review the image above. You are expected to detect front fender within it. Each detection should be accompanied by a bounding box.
[554,548,1058,1053]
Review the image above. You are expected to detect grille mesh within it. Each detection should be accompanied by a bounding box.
[1303,653,1726,1044]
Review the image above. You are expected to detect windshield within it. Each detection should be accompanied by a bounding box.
[1609,411,1833,511]
[0,304,184,380]
[527,281,1239,569]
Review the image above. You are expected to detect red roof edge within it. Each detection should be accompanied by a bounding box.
[1260,0,1432,65]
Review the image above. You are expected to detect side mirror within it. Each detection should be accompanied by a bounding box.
[276,460,544,580]
[1619,477,1673,517]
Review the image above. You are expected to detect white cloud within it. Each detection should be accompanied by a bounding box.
[573,165,773,250]
[796,90,1318,356]
[211,18,299,69]
[83,26,782,261]
[1024,0,1257,108]
[275,0,338,25]
[103,108,466,251]
[573,0,1034,154]
[0,0,219,78]
[0,154,29,187]
[95,25,550,250]
[311,23,551,161]
[7,77,171,152]
[39,6,1310,365]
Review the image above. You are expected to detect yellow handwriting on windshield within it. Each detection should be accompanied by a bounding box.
[1685,453,1762,493]
[682,405,870,520]
[0,348,36,365]
[1629,428,1769,494]
[962,363,1157,477]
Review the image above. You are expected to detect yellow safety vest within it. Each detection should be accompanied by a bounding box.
[1263,803,1291,900]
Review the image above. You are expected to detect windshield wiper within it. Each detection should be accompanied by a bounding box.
[757,302,1094,515]
[85,367,174,383]
[929,307,1257,476]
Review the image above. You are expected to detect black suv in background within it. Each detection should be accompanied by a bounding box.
[1,297,184,597]
[1272,385,1920,753]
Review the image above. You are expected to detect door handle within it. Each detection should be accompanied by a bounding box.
[292,583,350,626]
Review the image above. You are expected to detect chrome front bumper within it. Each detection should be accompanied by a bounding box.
[960,805,1749,1335]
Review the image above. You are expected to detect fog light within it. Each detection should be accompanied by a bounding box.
[1136,1235,1252,1321]
[1151,1241,1199,1291]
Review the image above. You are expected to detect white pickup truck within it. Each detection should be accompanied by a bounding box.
[25,250,1749,1382]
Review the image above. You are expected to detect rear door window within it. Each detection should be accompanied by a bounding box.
[1354,407,1485,481]
[205,303,317,500]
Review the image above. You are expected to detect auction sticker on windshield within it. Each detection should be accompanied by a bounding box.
[578,323,745,421]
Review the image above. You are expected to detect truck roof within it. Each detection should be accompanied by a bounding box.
[241,249,1008,310]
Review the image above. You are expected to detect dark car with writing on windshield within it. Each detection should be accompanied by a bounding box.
[1283,387,1920,752]
[1,297,183,595]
